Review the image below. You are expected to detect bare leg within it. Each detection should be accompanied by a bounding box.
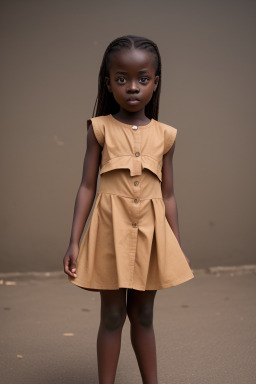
[97,288,127,384]
[127,289,158,384]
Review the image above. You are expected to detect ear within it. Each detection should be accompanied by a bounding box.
[105,76,112,93]
[153,75,159,92]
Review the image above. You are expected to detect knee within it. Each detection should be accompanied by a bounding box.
[128,306,154,328]
[138,307,154,327]
[101,308,127,331]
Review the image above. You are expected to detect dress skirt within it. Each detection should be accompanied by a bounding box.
[68,168,194,291]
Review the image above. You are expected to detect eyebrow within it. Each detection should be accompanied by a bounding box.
[115,70,150,75]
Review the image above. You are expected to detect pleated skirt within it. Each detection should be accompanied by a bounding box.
[68,168,194,291]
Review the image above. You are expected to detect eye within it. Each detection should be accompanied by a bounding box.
[140,77,150,84]
[116,77,126,84]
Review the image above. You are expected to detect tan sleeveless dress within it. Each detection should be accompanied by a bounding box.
[68,114,194,291]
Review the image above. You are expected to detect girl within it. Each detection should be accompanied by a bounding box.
[63,35,194,384]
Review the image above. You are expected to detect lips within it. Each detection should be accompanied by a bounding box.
[127,99,140,105]
[127,96,139,101]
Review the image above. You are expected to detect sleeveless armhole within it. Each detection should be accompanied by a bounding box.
[87,117,105,148]
[163,125,178,155]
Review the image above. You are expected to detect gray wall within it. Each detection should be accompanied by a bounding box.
[1,0,255,272]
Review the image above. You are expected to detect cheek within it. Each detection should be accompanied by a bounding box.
[112,85,124,96]
[112,88,124,103]
[146,85,155,96]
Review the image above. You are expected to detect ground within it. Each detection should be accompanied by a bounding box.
[1,267,256,384]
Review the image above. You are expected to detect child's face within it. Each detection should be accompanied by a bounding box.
[105,48,159,113]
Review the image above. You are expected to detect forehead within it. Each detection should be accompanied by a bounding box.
[108,48,156,73]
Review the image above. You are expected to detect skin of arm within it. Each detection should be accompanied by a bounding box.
[161,142,191,267]
[63,123,102,277]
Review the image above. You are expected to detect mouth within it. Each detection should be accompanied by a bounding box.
[127,98,140,105]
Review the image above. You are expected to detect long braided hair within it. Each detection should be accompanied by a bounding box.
[92,35,162,121]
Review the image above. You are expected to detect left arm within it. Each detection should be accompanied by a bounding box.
[161,141,181,244]
[161,142,191,266]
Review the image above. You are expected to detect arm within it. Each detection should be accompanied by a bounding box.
[161,141,181,243]
[161,142,191,266]
[63,123,102,277]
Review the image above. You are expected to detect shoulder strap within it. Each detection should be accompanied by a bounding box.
[87,116,106,148]
[160,122,177,155]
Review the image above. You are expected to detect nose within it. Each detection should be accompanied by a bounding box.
[127,80,139,93]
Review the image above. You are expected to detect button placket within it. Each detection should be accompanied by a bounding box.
[131,126,141,228]
[132,124,142,176]
[131,186,141,227]
[129,124,142,285]
[132,175,141,201]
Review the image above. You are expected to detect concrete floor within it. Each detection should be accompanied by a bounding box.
[0,268,256,384]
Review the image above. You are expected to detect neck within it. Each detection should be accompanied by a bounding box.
[113,108,150,125]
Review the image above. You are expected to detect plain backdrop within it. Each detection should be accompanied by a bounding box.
[1,0,255,272]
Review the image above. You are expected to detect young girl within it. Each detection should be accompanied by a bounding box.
[63,35,194,384]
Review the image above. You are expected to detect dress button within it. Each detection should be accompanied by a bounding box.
[134,181,139,186]
[132,222,137,227]
[132,125,138,130]
[134,198,138,203]
[135,152,140,157]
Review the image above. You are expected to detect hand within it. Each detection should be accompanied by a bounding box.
[182,251,191,267]
[63,243,79,278]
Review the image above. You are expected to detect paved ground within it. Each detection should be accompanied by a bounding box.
[0,267,256,384]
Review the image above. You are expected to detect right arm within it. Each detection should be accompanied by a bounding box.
[63,123,102,278]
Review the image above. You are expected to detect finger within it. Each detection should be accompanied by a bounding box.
[70,263,77,277]
[64,259,77,278]
[64,262,71,276]
[64,265,77,278]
